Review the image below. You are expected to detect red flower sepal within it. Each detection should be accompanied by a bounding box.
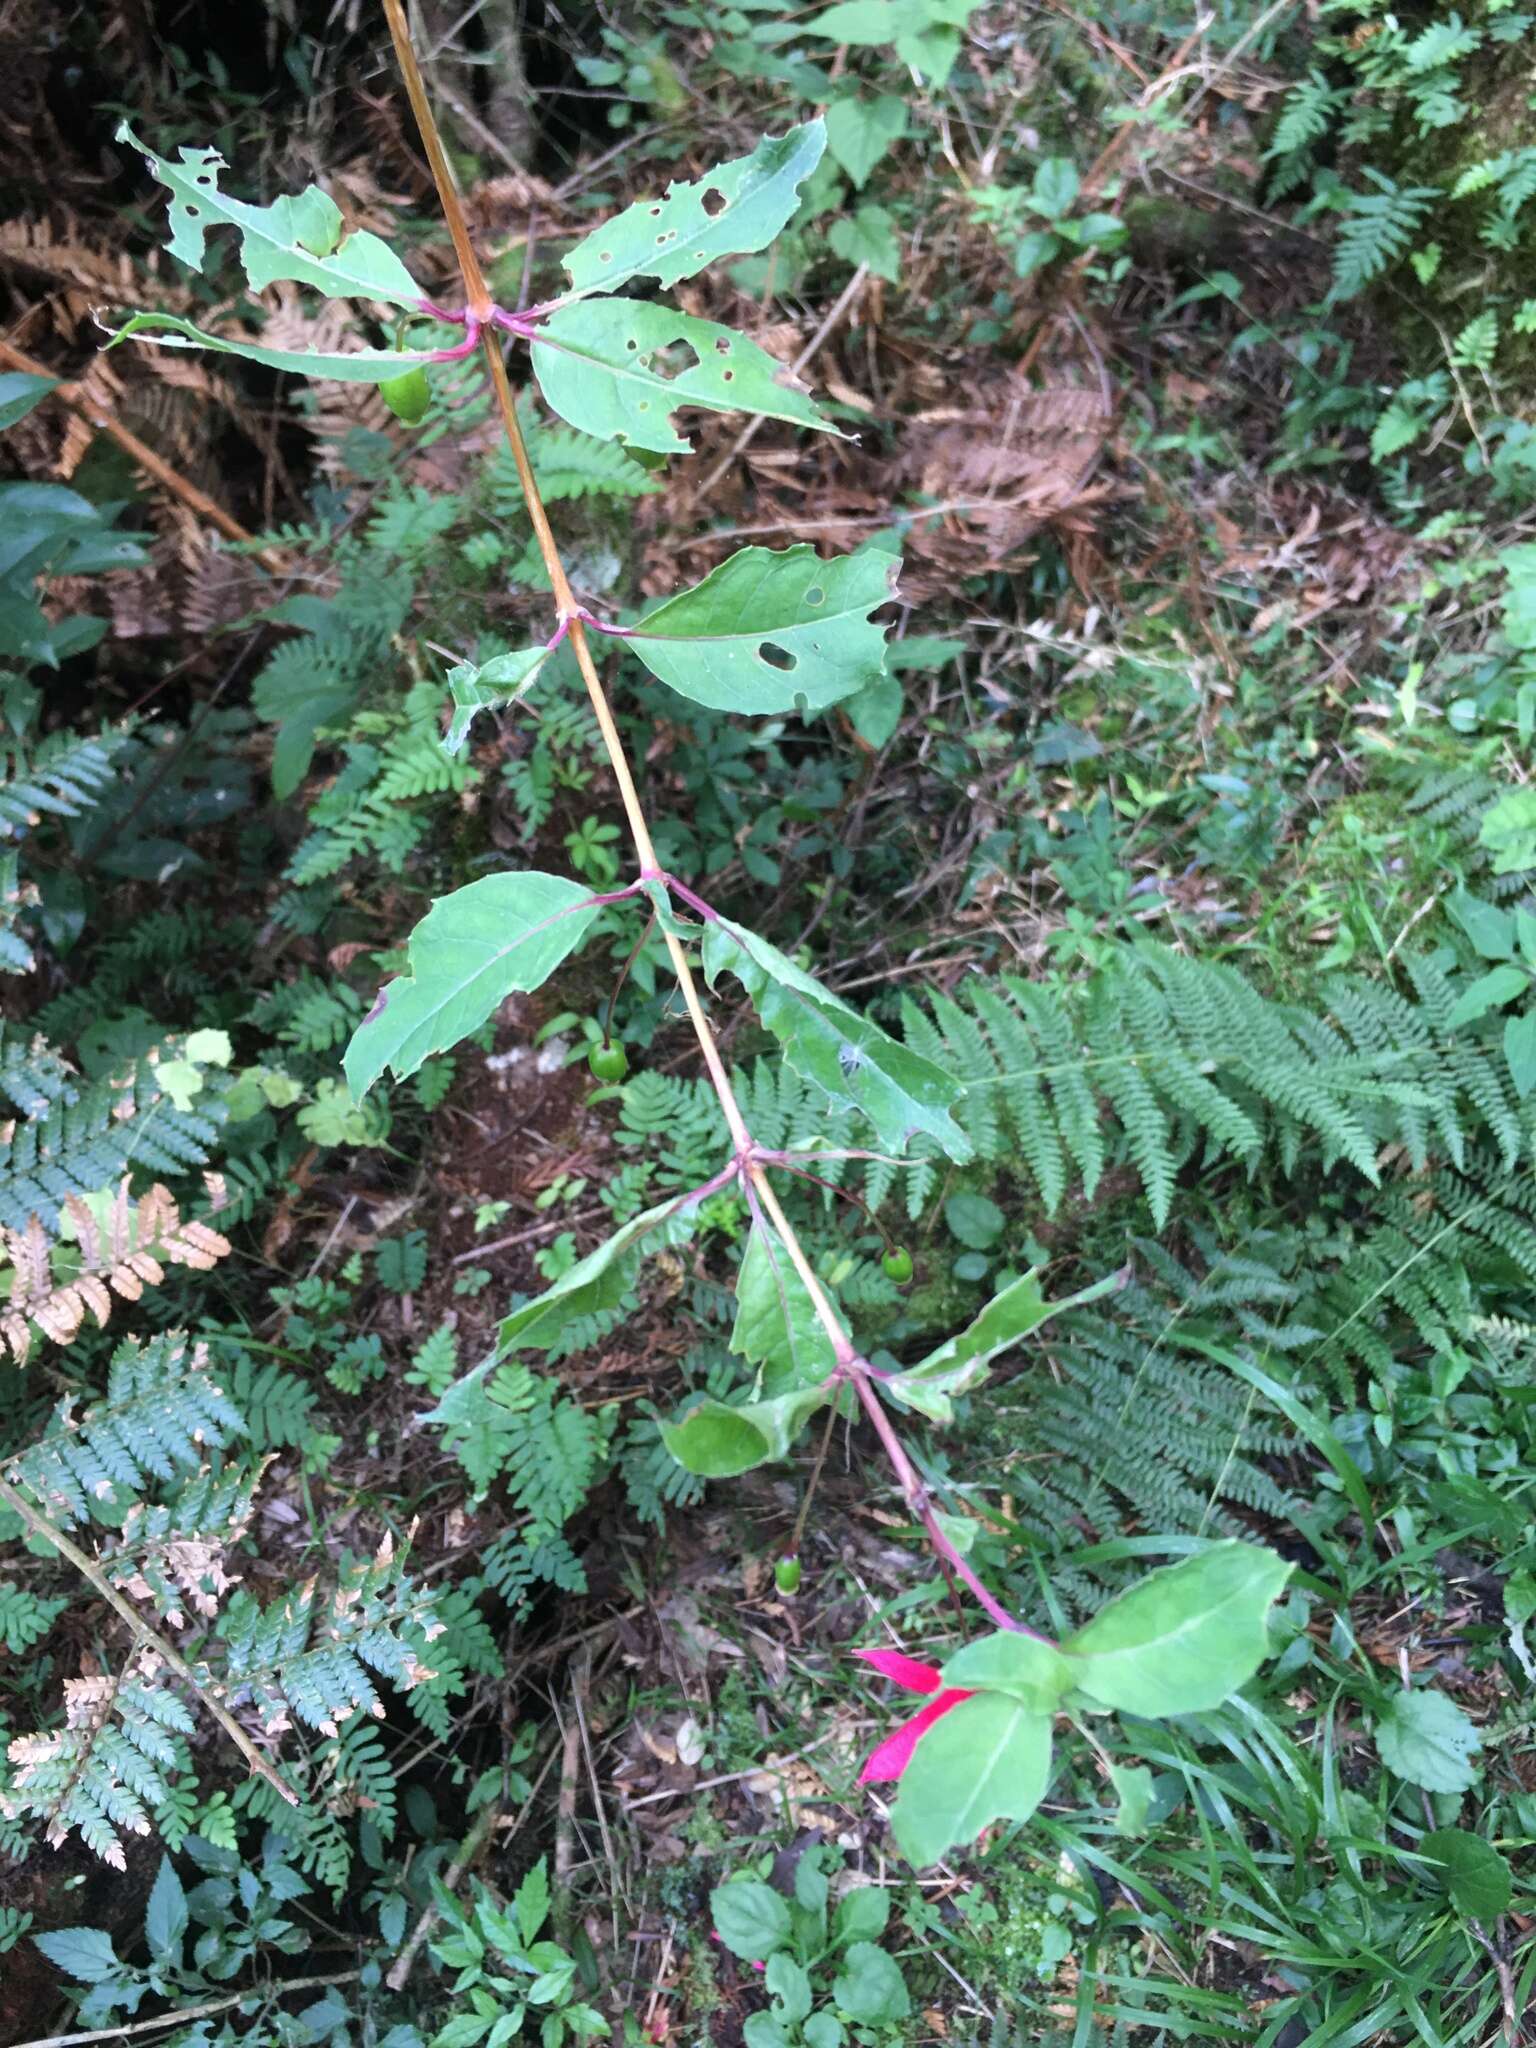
[854,1647,973,1783]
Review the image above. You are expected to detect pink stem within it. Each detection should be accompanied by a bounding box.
[417,299,468,324]
[846,1365,1050,1643]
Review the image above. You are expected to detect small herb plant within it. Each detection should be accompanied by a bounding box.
[108,0,1293,1868]
[712,1846,910,2048]
[425,1855,608,2048]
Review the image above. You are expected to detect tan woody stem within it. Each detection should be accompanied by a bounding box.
[379,0,1018,1630]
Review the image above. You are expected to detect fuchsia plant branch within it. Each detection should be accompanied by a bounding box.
[382,0,1049,1706]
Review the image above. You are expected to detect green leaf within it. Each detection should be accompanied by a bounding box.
[1062,1542,1293,1717]
[701,915,969,1159]
[731,1221,843,1388]
[938,1632,1073,1709]
[803,2017,844,2048]
[1030,157,1081,220]
[833,1886,890,1944]
[1375,1690,1482,1794]
[1447,889,1514,960]
[1447,962,1528,1029]
[711,1880,792,1960]
[444,647,551,756]
[530,302,837,456]
[0,373,57,432]
[825,95,908,189]
[498,1193,703,1355]
[661,1380,842,1477]
[1108,1762,1154,1836]
[344,873,602,1097]
[1504,1010,1536,1098]
[31,1927,123,1983]
[145,1857,187,1961]
[832,1943,910,2024]
[765,1953,813,2025]
[628,545,894,714]
[560,124,825,298]
[845,670,902,748]
[944,1192,1005,1249]
[118,122,423,306]
[828,206,901,282]
[1420,1828,1511,1918]
[110,311,445,385]
[890,1694,1053,1866]
[797,0,982,83]
[883,1266,1123,1422]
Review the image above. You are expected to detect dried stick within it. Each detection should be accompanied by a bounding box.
[0,1475,297,1807]
[9,1972,361,2048]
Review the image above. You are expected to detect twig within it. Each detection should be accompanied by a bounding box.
[9,1970,359,2048]
[0,336,285,571]
[0,1476,297,1807]
[383,1795,501,1991]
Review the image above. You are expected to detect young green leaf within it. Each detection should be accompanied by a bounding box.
[559,124,826,298]
[498,1193,703,1354]
[796,0,983,85]
[344,872,603,1097]
[711,1880,792,1960]
[825,95,908,189]
[937,1632,1073,1710]
[1107,1761,1154,1837]
[1375,1690,1482,1794]
[883,1266,1124,1422]
[628,546,893,714]
[118,123,423,306]
[661,1380,843,1478]
[110,312,445,385]
[832,1944,910,2024]
[731,1220,844,1387]
[889,1693,1053,1866]
[1420,1829,1511,1918]
[1062,1541,1293,1717]
[529,303,837,456]
[444,647,552,756]
[702,916,969,1158]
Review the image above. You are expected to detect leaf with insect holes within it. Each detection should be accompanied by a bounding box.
[628,545,895,714]
[118,123,424,306]
[529,301,838,457]
[890,1692,1054,1866]
[1062,1542,1293,1717]
[701,916,970,1159]
[559,124,826,298]
[443,646,552,756]
[344,872,602,1097]
[109,312,447,386]
[883,1266,1126,1423]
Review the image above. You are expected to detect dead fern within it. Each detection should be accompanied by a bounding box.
[0,1175,231,1360]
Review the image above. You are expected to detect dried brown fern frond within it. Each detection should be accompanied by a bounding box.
[0,1176,232,1360]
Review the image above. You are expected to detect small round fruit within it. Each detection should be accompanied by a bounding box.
[882,1246,914,1284]
[588,1040,629,1082]
[775,1556,802,1595]
[381,366,431,424]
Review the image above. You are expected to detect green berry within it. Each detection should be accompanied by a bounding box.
[775,1556,802,1595]
[588,1040,629,1083]
[882,1246,914,1284]
[380,366,431,424]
